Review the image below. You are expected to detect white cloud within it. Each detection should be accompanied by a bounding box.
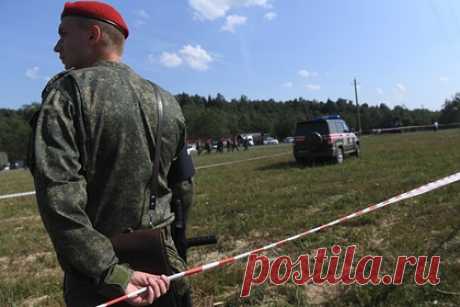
[376,88,384,95]
[439,76,449,82]
[244,0,271,7]
[179,44,213,71]
[221,15,247,32]
[134,9,150,19]
[282,81,293,88]
[298,70,310,78]
[393,83,407,104]
[189,0,230,20]
[134,20,147,27]
[155,45,214,71]
[147,54,156,64]
[298,69,318,79]
[305,84,320,91]
[133,9,150,27]
[396,83,407,93]
[189,0,272,20]
[264,12,277,20]
[160,52,183,68]
[26,66,40,80]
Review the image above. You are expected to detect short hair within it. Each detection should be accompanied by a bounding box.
[76,17,125,55]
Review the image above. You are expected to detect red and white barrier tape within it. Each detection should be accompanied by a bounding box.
[0,152,289,201]
[0,191,36,200]
[97,171,460,307]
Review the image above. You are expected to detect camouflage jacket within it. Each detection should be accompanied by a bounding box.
[30,60,185,298]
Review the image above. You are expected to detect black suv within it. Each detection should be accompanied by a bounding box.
[293,115,360,164]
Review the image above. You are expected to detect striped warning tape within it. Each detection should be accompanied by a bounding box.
[0,152,289,201]
[96,171,460,307]
[0,191,36,201]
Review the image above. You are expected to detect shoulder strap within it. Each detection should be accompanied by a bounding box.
[148,84,163,226]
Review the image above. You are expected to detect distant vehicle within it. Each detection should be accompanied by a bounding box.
[283,137,294,143]
[263,137,279,145]
[10,160,25,169]
[186,144,197,155]
[293,115,360,164]
[244,135,255,146]
[239,133,258,145]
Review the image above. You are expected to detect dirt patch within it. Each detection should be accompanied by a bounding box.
[2,215,41,224]
[0,252,56,281]
[33,268,60,278]
[22,252,52,263]
[20,295,49,307]
[191,288,216,307]
[303,283,342,305]
[187,237,255,271]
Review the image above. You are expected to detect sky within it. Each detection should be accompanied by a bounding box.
[2,0,460,111]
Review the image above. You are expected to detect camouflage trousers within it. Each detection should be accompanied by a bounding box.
[63,226,191,307]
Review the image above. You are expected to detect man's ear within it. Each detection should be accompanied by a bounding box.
[88,24,102,44]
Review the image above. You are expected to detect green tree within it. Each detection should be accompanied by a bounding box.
[0,151,8,168]
[439,93,460,124]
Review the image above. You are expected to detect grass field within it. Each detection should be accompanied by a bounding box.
[1,129,459,306]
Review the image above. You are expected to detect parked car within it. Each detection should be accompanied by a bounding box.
[186,144,197,154]
[283,136,294,143]
[293,115,360,164]
[244,135,255,146]
[10,160,25,169]
[240,133,260,145]
[263,137,279,145]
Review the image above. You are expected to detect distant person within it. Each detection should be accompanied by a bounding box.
[205,138,212,154]
[217,138,224,153]
[232,136,240,152]
[243,138,249,150]
[226,138,232,152]
[433,121,439,132]
[196,140,202,155]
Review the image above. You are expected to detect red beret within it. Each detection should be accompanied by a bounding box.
[62,1,129,38]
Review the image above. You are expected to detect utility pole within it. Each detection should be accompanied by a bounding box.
[353,78,362,135]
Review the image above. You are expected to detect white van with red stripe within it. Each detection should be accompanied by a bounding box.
[293,115,360,164]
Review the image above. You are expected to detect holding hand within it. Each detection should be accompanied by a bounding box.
[125,271,170,306]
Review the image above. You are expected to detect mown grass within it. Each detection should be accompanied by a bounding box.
[0,169,35,195]
[1,129,459,306]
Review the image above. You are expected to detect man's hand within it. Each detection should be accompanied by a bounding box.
[125,271,170,306]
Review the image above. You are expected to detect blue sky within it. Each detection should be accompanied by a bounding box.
[2,0,460,111]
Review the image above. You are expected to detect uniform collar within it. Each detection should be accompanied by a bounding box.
[93,59,129,70]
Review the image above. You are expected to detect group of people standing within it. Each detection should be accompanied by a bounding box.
[195,136,250,154]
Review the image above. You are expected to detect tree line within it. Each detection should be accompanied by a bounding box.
[177,93,444,139]
[2,93,459,162]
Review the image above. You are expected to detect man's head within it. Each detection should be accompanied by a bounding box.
[54,1,129,69]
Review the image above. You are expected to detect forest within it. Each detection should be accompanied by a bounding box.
[1,92,459,162]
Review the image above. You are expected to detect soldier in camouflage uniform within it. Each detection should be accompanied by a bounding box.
[29,1,189,306]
